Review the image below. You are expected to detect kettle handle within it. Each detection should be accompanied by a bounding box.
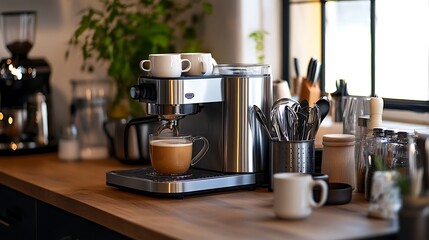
[103,120,117,156]
[124,116,160,161]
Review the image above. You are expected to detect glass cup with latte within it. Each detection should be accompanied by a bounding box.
[149,133,209,175]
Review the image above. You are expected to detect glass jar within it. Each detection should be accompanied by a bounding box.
[71,79,112,160]
[356,116,369,193]
[365,127,388,200]
[391,131,416,195]
[342,96,370,135]
[385,129,398,169]
[392,131,412,173]
[58,124,79,162]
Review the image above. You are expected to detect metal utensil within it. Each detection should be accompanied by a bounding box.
[315,96,330,122]
[309,104,321,140]
[253,105,274,141]
[275,107,289,141]
[270,106,282,140]
[285,105,298,141]
[271,98,300,141]
[304,106,317,140]
[300,99,309,109]
[272,97,299,111]
[296,111,308,140]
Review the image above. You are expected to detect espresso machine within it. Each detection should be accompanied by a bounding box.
[0,11,56,153]
[106,64,272,197]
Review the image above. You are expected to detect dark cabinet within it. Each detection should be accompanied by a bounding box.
[0,185,129,240]
[37,201,129,240]
[0,185,37,240]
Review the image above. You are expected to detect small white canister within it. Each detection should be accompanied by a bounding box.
[321,134,356,189]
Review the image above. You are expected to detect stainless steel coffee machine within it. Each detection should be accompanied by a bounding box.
[106,64,272,197]
[0,11,56,153]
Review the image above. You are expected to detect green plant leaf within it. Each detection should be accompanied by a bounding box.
[66,0,211,117]
[249,30,268,64]
[373,155,388,171]
[203,2,213,15]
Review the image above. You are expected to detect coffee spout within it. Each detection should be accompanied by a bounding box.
[155,120,179,136]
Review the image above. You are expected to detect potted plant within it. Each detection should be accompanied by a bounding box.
[66,0,212,162]
[66,0,212,118]
[249,30,268,64]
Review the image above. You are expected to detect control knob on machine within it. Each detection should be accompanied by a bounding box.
[130,84,156,101]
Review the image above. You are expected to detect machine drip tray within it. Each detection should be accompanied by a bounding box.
[106,167,256,197]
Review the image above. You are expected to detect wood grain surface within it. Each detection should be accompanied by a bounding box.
[0,153,398,240]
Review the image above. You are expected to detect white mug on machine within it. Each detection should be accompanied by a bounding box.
[181,53,217,76]
[140,53,191,78]
[273,173,328,219]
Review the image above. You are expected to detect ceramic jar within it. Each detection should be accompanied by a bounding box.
[321,134,356,189]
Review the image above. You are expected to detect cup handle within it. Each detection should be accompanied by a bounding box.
[181,59,192,72]
[190,136,209,166]
[102,120,115,152]
[211,57,218,66]
[201,61,208,75]
[211,58,219,74]
[140,60,151,71]
[309,180,328,208]
[202,58,217,75]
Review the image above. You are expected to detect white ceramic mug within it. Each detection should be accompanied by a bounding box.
[181,53,217,76]
[273,173,328,219]
[140,53,191,78]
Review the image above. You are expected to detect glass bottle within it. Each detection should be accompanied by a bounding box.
[391,131,413,196]
[385,129,398,169]
[356,115,369,193]
[365,127,388,200]
[58,104,80,162]
[392,131,412,173]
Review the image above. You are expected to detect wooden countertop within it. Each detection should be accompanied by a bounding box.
[0,153,398,240]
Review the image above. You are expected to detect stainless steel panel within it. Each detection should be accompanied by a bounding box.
[180,102,224,172]
[223,75,272,173]
[139,76,223,105]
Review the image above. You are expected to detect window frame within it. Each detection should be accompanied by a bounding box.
[282,0,429,113]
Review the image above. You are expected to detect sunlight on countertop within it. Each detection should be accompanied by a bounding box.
[315,114,429,149]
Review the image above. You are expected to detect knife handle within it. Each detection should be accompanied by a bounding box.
[294,57,300,78]
[306,57,313,80]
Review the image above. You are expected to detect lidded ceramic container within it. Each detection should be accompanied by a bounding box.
[321,134,356,189]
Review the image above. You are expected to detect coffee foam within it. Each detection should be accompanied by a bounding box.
[150,139,192,147]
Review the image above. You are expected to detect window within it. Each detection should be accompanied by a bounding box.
[283,0,429,112]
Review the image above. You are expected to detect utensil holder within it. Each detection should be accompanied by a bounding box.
[270,140,315,190]
[299,78,320,105]
[291,76,302,97]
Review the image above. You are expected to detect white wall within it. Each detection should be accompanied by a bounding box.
[203,0,282,79]
[0,0,282,133]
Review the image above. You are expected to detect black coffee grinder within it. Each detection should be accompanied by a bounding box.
[0,11,56,153]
